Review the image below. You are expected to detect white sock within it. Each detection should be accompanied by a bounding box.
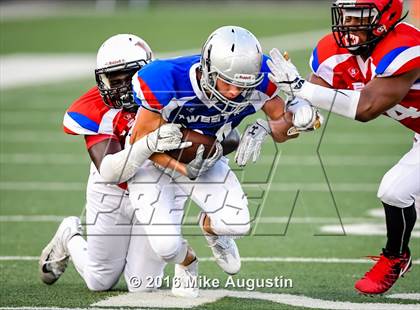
[67,235,88,277]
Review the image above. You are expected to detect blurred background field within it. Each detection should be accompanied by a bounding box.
[0,0,419,308]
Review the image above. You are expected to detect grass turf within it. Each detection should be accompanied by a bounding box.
[0,3,419,309]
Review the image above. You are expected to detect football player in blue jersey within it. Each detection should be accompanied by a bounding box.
[127,26,321,292]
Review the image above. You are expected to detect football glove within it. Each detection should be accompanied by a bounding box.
[146,123,191,153]
[267,48,306,97]
[235,119,271,167]
[186,143,223,180]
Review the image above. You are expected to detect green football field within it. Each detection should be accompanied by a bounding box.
[0,2,419,309]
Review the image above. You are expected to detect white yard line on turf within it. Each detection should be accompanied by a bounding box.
[0,215,382,224]
[1,256,419,264]
[0,29,329,90]
[0,181,380,192]
[386,294,420,301]
[94,289,420,309]
[0,308,118,310]
[1,293,418,310]
[0,153,401,166]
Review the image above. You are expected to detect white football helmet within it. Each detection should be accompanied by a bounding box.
[95,34,153,109]
[200,26,264,115]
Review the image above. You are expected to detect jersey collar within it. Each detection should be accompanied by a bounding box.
[189,62,215,108]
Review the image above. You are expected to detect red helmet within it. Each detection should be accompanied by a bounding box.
[331,0,404,54]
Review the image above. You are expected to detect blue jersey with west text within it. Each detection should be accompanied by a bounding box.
[132,55,278,140]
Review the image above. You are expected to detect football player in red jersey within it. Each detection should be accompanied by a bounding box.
[39,34,200,295]
[267,0,419,295]
[39,34,242,297]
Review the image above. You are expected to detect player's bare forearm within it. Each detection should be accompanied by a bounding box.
[269,111,298,142]
[86,138,122,170]
[150,153,187,175]
[308,73,333,88]
[130,108,165,144]
[356,68,420,122]
[131,108,188,176]
[262,96,297,143]
[309,69,420,122]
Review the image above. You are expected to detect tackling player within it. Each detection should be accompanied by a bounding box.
[127,25,322,287]
[39,34,193,294]
[39,33,241,297]
[267,0,419,295]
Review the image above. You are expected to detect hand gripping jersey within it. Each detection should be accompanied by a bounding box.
[310,23,420,133]
[132,55,278,141]
[63,86,137,192]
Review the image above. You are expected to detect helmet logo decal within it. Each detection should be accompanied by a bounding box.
[105,59,125,66]
[377,25,387,33]
[135,41,146,49]
[233,73,256,82]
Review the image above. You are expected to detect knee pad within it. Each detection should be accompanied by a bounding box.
[378,176,413,208]
[85,273,119,292]
[233,222,251,237]
[149,236,187,264]
[83,262,122,292]
[210,216,251,237]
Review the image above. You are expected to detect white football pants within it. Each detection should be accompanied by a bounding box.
[128,157,250,262]
[377,133,420,209]
[68,164,166,292]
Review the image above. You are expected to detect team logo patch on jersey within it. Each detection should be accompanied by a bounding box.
[348,67,360,78]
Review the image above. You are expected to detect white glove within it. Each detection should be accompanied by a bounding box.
[267,48,306,96]
[186,143,223,180]
[235,119,271,167]
[146,123,191,153]
[286,98,324,136]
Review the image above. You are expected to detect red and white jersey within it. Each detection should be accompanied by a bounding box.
[310,22,420,133]
[63,86,137,193]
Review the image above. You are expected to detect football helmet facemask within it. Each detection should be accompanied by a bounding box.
[200,26,264,115]
[95,34,153,110]
[331,0,405,55]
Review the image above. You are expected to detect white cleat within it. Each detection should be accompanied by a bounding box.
[171,258,199,298]
[204,234,241,275]
[199,214,241,275]
[39,216,82,285]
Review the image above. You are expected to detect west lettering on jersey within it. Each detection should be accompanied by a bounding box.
[132,55,279,138]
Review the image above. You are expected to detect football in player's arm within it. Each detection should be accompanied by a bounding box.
[127,26,323,283]
[129,68,322,176]
[40,34,200,297]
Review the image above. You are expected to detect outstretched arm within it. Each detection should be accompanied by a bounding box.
[262,96,297,143]
[235,96,297,167]
[87,121,189,184]
[269,48,420,122]
[308,69,420,122]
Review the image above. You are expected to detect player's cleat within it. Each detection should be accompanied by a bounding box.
[171,258,199,298]
[354,249,412,295]
[204,234,241,275]
[39,216,82,285]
